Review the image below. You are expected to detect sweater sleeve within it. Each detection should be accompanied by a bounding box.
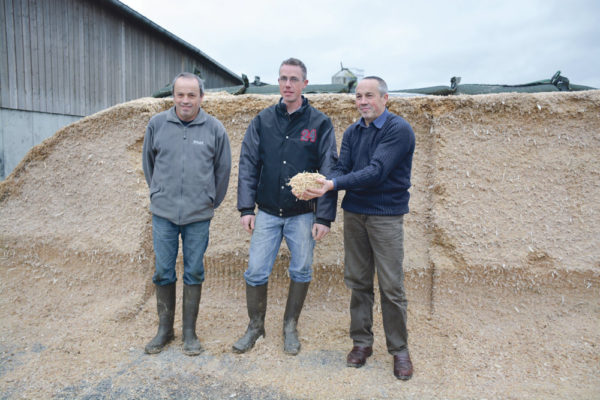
[335,118,414,191]
[329,124,355,184]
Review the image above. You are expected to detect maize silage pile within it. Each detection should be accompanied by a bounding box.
[0,91,598,399]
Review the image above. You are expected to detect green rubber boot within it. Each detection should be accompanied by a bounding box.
[145,283,176,354]
[182,284,203,356]
[232,283,268,353]
[283,280,310,355]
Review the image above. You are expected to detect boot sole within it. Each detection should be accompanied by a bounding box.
[144,335,174,354]
[346,361,367,368]
[182,334,203,356]
[283,342,301,355]
[232,331,265,354]
[182,348,203,356]
[231,345,251,354]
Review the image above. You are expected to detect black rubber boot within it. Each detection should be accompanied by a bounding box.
[182,284,203,356]
[145,283,176,354]
[283,280,310,355]
[232,283,268,353]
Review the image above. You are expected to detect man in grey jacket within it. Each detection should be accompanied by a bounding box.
[142,72,231,356]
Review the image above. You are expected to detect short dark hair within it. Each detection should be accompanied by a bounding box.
[362,76,388,96]
[280,58,307,80]
[172,72,204,96]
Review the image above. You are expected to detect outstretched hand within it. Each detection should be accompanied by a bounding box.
[293,178,334,201]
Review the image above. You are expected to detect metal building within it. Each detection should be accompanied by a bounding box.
[0,0,243,179]
[331,63,363,86]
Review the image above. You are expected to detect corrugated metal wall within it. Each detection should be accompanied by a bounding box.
[0,0,241,116]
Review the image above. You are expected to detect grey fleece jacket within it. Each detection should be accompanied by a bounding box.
[142,106,231,225]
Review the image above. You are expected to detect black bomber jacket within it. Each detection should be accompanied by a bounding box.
[237,97,338,226]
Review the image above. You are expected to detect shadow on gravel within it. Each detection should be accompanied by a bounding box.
[52,347,299,400]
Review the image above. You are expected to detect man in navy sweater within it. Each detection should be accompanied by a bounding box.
[296,76,415,380]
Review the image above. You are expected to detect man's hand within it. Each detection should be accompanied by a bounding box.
[312,223,330,241]
[294,178,334,201]
[240,215,255,234]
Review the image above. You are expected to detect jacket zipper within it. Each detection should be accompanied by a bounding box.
[180,126,187,224]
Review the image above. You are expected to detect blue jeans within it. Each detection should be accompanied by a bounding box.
[152,215,210,286]
[244,210,316,286]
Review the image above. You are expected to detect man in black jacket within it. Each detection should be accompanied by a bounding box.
[233,58,338,355]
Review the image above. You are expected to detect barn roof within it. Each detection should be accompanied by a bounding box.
[100,0,242,84]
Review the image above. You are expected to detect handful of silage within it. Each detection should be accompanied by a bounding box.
[288,172,325,194]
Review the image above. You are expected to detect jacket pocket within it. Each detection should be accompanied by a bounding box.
[202,183,215,205]
[149,185,161,199]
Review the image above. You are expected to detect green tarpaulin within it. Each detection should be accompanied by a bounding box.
[153,71,596,97]
[392,71,596,96]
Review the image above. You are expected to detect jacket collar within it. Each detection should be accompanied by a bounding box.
[277,96,309,116]
[166,106,208,126]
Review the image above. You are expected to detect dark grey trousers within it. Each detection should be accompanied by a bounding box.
[343,210,408,355]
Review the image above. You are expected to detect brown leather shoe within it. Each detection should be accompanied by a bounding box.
[346,346,373,368]
[393,349,413,380]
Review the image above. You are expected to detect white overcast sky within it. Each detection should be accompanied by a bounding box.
[120,0,600,90]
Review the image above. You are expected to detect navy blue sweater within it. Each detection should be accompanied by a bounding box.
[332,109,415,215]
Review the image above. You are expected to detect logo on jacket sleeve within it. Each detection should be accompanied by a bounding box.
[300,129,317,142]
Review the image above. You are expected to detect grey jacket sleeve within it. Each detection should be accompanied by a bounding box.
[213,124,232,209]
[142,121,155,188]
